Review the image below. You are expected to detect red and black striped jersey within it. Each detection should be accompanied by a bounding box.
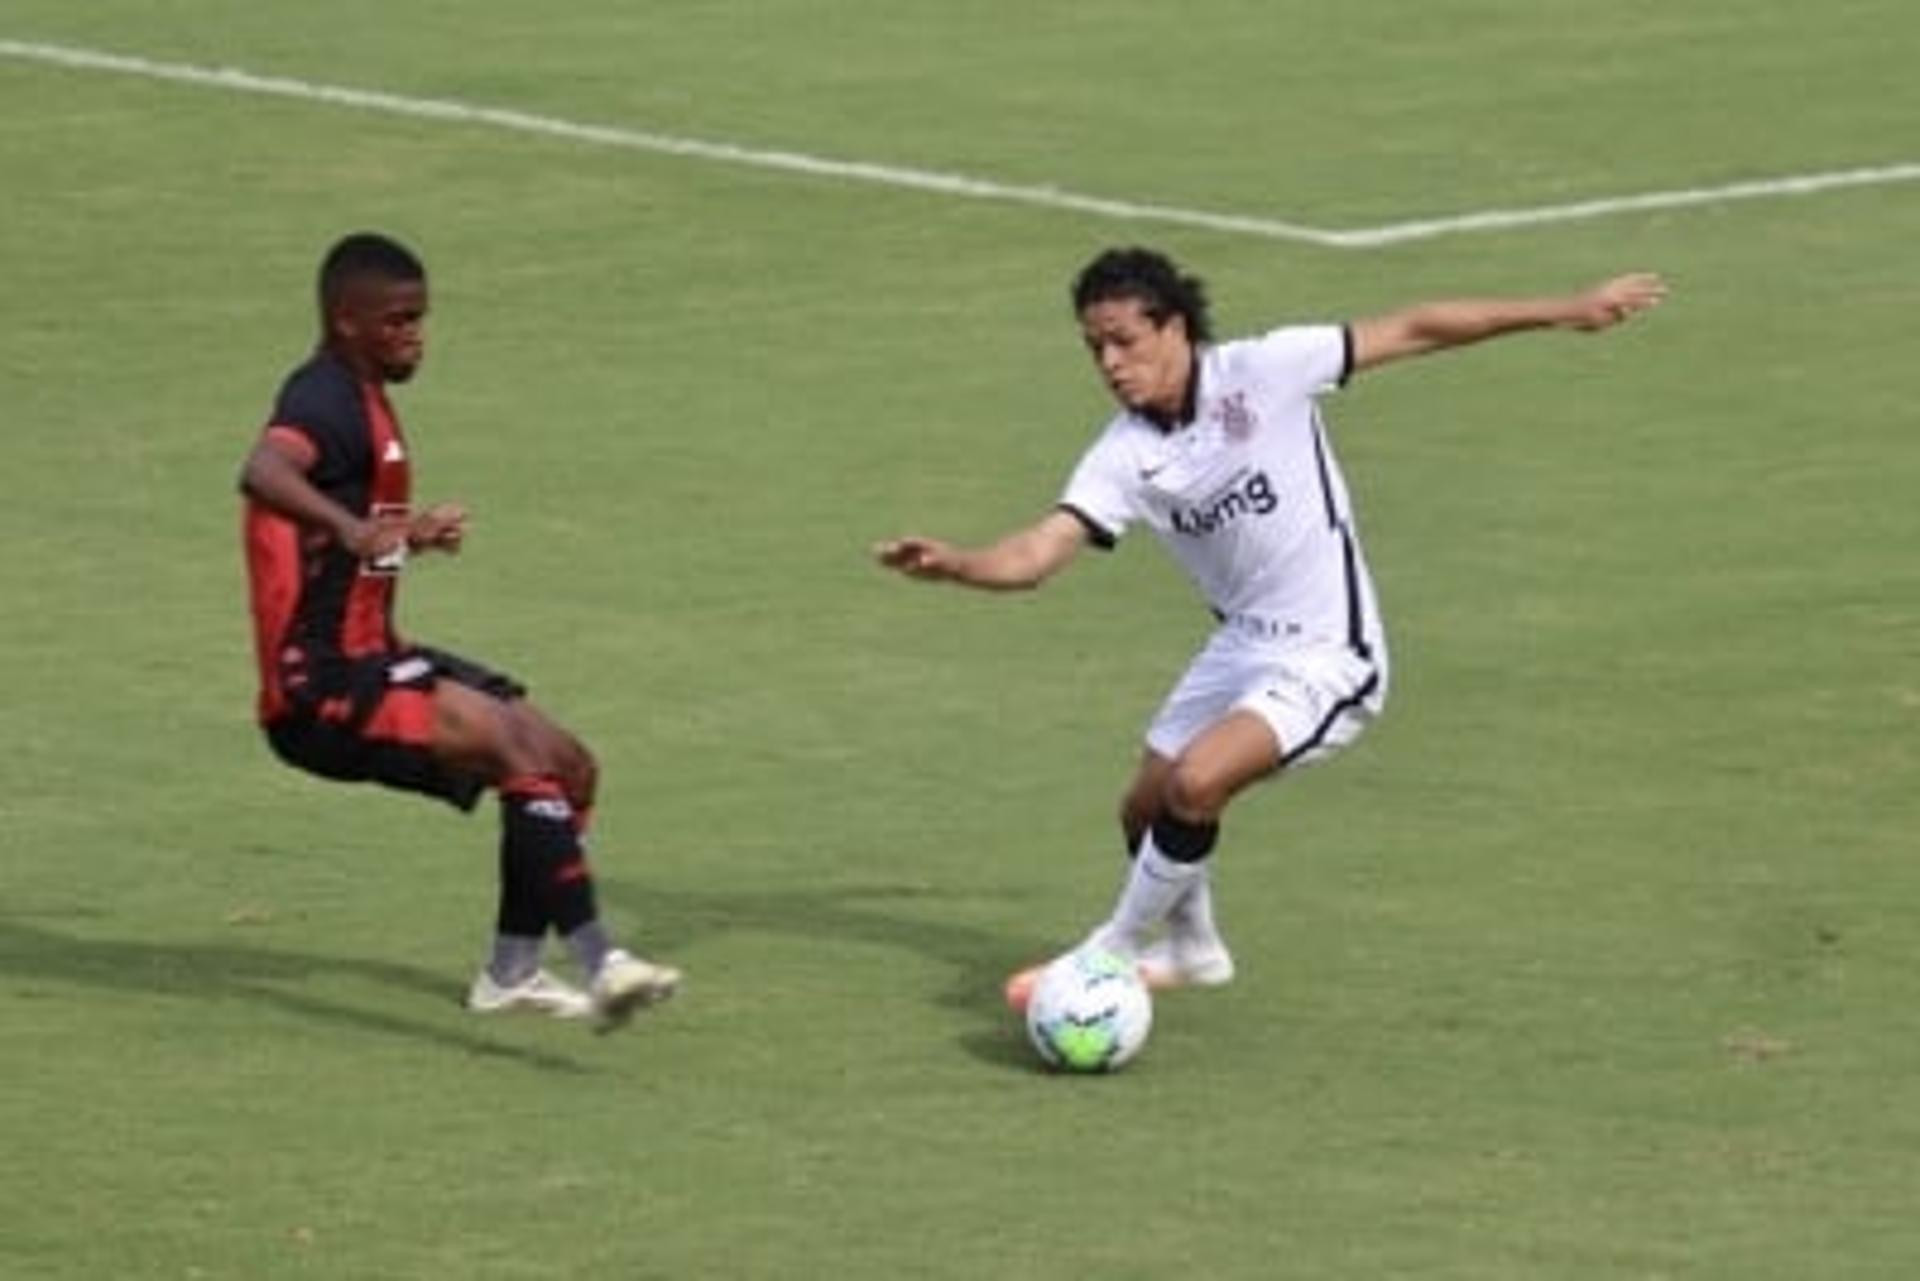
[243,351,413,723]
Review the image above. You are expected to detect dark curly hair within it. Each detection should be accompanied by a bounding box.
[317,232,425,317]
[1069,247,1212,343]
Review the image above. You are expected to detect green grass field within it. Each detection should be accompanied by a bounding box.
[3,3,1918,1277]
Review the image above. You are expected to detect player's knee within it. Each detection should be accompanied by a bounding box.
[1163,760,1232,822]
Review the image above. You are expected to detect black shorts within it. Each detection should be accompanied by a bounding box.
[263,644,525,812]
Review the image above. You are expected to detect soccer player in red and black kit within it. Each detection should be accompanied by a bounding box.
[240,232,680,1029]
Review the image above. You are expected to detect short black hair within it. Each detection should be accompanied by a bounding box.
[1070,247,1212,343]
[317,232,425,314]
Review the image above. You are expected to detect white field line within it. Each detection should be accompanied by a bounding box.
[5,37,1917,249]
[1334,163,1920,247]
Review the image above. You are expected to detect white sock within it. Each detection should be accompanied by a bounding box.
[566,921,614,979]
[1088,833,1204,958]
[1167,864,1223,948]
[486,934,543,987]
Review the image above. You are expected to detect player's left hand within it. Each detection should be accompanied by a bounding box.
[409,503,468,553]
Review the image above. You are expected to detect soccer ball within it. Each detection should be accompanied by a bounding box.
[1024,948,1153,1072]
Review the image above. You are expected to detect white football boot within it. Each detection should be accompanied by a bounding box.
[589,949,683,1031]
[1133,934,1236,991]
[465,968,594,1019]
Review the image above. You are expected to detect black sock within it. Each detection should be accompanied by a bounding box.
[495,827,550,938]
[499,778,600,937]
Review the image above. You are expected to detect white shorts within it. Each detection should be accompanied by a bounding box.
[1143,625,1387,769]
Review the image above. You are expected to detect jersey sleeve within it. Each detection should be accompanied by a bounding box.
[266,364,365,485]
[1248,324,1353,396]
[1056,425,1137,549]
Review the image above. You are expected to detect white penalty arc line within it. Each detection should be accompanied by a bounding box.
[5,37,1917,249]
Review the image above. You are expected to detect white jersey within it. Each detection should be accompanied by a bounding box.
[1058,324,1387,672]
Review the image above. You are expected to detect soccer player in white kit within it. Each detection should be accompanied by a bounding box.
[876,248,1664,1004]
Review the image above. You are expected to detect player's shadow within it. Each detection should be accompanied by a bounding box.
[601,880,1049,1072]
[0,915,588,1074]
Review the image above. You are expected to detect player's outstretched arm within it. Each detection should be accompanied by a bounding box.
[1350,272,1666,374]
[874,509,1088,592]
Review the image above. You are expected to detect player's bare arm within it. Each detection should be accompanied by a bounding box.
[875,508,1088,591]
[239,435,407,562]
[1350,272,1667,373]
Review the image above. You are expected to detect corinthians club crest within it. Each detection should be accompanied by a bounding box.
[1212,391,1257,442]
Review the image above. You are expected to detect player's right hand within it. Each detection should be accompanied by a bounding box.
[874,536,955,580]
